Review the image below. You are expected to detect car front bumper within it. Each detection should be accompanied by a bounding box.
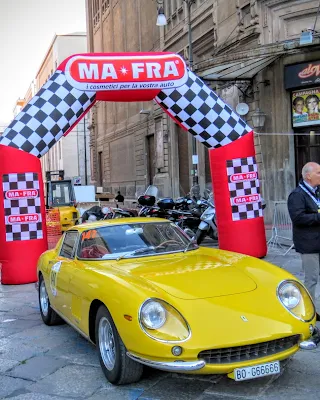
[127,352,205,372]
[299,326,320,350]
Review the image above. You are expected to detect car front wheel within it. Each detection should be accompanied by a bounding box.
[38,274,64,326]
[95,305,143,385]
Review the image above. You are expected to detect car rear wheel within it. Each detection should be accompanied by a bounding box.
[38,274,64,326]
[95,305,143,385]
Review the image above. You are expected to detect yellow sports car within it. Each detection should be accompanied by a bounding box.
[36,218,319,385]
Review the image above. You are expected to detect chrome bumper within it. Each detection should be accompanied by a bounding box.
[127,352,205,372]
[299,326,320,350]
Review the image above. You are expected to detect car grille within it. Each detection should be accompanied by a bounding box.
[198,335,300,364]
[72,212,78,219]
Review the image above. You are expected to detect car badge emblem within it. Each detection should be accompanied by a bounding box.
[241,316,248,322]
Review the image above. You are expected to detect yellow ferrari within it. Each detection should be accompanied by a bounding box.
[36,218,319,385]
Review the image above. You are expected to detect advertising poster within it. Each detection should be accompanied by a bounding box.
[292,87,320,127]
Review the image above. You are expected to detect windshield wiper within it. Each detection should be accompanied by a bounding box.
[116,247,155,261]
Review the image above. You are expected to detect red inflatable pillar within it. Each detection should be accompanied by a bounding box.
[210,131,267,258]
[0,145,48,284]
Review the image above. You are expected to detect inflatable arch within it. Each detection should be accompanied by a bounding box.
[0,53,267,285]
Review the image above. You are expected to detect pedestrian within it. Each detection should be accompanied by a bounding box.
[115,191,124,207]
[287,162,320,321]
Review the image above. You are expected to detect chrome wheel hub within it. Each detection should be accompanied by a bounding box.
[99,317,116,370]
[40,280,49,317]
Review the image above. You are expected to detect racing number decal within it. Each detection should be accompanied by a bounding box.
[50,261,62,297]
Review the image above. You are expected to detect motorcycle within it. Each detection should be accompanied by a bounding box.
[137,186,201,238]
[194,199,218,245]
[81,205,134,223]
[194,196,267,245]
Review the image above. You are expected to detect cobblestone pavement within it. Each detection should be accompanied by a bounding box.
[1,243,320,400]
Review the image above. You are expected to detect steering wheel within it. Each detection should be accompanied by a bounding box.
[156,240,181,249]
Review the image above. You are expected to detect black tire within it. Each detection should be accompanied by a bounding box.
[95,305,143,385]
[195,229,207,245]
[38,274,64,326]
[209,228,218,241]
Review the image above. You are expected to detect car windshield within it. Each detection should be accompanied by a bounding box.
[78,222,198,260]
[51,182,74,207]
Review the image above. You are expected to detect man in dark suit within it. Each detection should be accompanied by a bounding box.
[288,162,320,319]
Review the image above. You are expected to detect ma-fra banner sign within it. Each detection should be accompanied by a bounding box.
[285,61,320,89]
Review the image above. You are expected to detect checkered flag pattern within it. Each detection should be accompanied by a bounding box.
[2,173,43,242]
[0,71,96,158]
[156,70,252,148]
[227,157,263,221]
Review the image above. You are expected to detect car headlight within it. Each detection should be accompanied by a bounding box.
[278,282,301,309]
[140,300,167,330]
[139,299,191,342]
[277,280,315,322]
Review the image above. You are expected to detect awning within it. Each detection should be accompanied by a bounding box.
[197,55,280,81]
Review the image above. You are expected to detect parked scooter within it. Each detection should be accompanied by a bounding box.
[194,199,218,245]
[195,196,267,245]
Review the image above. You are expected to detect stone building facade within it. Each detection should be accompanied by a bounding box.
[85,0,320,222]
[36,33,91,185]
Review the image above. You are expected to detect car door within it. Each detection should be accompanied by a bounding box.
[48,230,79,321]
[68,229,110,332]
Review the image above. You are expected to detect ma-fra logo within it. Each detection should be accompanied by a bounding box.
[5,189,38,200]
[8,214,39,224]
[64,53,188,91]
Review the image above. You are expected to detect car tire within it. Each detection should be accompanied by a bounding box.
[95,305,143,385]
[209,228,218,241]
[38,274,64,326]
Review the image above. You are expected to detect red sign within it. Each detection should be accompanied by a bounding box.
[233,194,260,205]
[298,64,320,79]
[5,189,38,200]
[8,214,39,224]
[230,172,257,183]
[64,54,188,91]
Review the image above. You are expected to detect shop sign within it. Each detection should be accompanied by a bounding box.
[285,61,320,89]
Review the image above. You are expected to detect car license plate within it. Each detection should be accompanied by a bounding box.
[233,361,280,381]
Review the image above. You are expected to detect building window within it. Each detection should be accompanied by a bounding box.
[172,0,177,13]
[102,0,110,15]
[92,0,101,28]
[165,0,172,17]
[241,4,251,29]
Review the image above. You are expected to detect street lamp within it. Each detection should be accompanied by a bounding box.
[184,0,198,184]
[155,0,198,185]
[156,5,167,26]
[252,108,266,130]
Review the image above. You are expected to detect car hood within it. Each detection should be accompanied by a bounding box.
[125,250,257,300]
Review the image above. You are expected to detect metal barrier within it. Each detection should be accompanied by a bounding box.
[267,201,294,255]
